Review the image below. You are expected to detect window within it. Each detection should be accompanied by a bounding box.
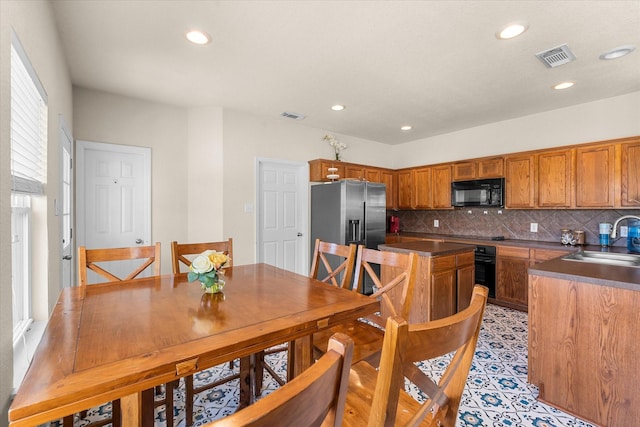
[10,31,47,345]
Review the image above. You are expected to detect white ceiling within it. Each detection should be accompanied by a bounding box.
[51,0,640,145]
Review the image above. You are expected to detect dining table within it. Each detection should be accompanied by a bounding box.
[8,263,379,427]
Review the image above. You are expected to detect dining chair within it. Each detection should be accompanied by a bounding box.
[171,239,237,427]
[69,243,163,427]
[342,285,489,427]
[312,246,418,366]
[205,332,354,427]
[255,239,357,394]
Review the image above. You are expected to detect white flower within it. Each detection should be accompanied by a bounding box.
[191,254,214,274]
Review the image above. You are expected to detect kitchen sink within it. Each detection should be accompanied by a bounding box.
[562,251,640,268]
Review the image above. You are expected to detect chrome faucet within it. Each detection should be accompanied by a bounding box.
[610,215,640,239]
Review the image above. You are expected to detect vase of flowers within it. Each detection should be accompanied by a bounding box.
[187,250,230,293]
[323,134,347,161]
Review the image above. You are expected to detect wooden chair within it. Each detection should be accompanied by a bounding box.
[171,239,236,427]
[205,332,354,427]
[342,285,489,427]
[312,246,418,366]
[171,238,233,274]
[67,243,162,427]
[255,239,357,394]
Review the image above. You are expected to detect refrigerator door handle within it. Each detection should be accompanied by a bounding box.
[349,219,360,243]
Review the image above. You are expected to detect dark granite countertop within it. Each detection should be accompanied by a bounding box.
[528,256,640,291]
[379,241,475,257]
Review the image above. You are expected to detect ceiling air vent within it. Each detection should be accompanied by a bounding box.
[281,111,305,120]
[535,44,576,68]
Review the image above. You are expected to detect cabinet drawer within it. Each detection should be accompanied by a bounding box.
[431,255,456,271]
[456,251,475,267]
[531,248,572,262]
[497,246,530,259]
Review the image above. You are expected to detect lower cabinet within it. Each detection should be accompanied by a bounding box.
[390,249,475,323]
[496,246,530,311]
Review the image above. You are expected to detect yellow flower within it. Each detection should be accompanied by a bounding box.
[208,252,229,269]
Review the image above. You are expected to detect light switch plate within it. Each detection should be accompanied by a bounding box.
[620,226,628,237]
[434,219,439,227]
[530,223,538,232]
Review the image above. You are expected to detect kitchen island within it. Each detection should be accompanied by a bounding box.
[378,241,476,323]
[528,255,640,427]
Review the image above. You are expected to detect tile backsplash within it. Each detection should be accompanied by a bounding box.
[392,208,640,248]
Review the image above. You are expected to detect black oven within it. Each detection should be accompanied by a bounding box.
[474,245,496,298]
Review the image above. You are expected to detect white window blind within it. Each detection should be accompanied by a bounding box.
[11,32,48,195]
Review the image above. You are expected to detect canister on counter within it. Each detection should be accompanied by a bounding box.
[573,230,585,245]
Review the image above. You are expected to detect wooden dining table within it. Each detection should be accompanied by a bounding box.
[8,263,379,427]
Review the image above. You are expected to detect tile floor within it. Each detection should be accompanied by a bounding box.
[57,304,597,427]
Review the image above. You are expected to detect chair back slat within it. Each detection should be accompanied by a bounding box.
[309,239,357,289]
[171,239,233,274]
[207,333,354,427]
[367,285,489,427]
[352,246,418,329]
[77,243,161,287]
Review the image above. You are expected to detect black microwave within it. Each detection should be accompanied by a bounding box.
[451,178,505,207]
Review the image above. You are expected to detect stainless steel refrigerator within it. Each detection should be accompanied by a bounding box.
[310,180,386,294]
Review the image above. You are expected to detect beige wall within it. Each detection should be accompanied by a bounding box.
[0,0,73,424]
[73,88,190,274]
[392,91,640,168]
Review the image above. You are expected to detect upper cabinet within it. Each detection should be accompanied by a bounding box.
[621,139,640,207]
[538,149,573,208]
[505,154,536,208]
[575,143,616,207]
[453,157,504,181]
[309,135,640,211]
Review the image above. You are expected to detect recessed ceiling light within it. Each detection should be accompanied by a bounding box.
[553,81,575,90]
[599,45,635,60]
[186,30,211,45]
[496,23,528,40]
[400,125,412,131]
[331,105,345,111]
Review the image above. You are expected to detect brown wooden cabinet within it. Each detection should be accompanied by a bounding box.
[621,139,640,207]
[380,170,396,209]
[537,149,573,208]
[576,143,616,207]
[413,167,432,209]
[344,164,365,180]
[496,246,529,311]
[432,165,452,209]
[308,159,345,182]
[505,154,536,208]
[453,157,503,181]
[396,169,413,209]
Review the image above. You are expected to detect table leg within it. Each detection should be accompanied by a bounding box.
[292,335,313,377]
[238,355,253,410]
[119,392,141,427]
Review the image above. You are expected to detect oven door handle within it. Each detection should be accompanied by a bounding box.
[475,258,495,264]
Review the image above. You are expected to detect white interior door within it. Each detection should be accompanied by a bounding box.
[257,159,308,274]
[76,140,151,284]
[59,118,73,288]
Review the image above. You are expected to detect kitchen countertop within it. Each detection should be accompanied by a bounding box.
[379,240,475,257]
[390,232,640,291]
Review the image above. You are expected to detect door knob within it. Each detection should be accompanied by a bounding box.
[135,238,143,244]
[297,232,303,237]
[62,255,72,260]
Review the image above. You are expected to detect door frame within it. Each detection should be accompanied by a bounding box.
[58,116,74,288]
[255,158,309,275]
[75,140,151,251]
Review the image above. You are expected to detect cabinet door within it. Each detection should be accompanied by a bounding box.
[430,269,456,321]
[380,170,396,209]
[396,170,414,209]
[576,144,615,207]
[453,161,476,181]
[432,165,452,209]
[344,165,365,180]
[496,257,529,308]
[505,154,536,208]
[538,149,573,208]
[621,140,640,207]
[365,168,381,183]
[478,157,504,178]
[413,167,432,209]
[456,264,475,311]
[309,160,346,182]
